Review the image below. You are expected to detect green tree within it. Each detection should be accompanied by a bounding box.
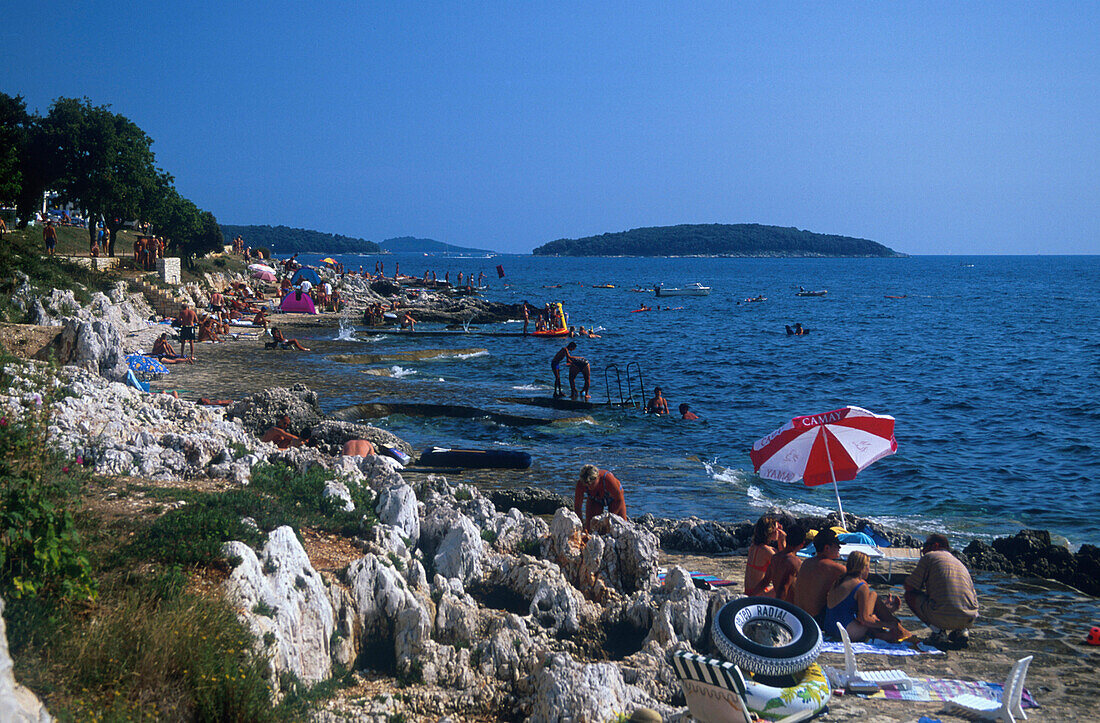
[0,93,29,205]
[42,97,165,255]
[150,185,223,267]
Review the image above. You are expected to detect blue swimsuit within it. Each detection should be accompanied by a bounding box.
[823,582,865,639]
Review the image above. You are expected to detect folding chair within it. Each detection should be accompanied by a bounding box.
[946,655,1033,723]
[834,623,913,692]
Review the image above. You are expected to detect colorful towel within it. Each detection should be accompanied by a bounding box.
[819,639,943,656]
[823,669,1039,708]
[656,570,737,587]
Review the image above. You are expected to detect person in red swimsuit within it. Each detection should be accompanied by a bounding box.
[573,464,627,530]
[744,515,786,595]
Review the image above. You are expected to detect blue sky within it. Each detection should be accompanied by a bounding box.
[3,3,1097,254]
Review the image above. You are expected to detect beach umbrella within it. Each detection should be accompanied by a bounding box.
[749,405,897,530]
[126,354,169,376]
[320,257,337,266]
[251,269,276,282]
[291,267,321,286]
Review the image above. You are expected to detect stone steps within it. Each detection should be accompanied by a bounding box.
[138,279,186,319]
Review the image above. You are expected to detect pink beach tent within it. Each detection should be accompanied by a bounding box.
[280,290,317,314]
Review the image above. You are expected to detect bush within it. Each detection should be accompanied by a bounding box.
[0,364,95,601]
[127,462,376,567]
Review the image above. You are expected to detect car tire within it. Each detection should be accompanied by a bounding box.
[712,597,822,677]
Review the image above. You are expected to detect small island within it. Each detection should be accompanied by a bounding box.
[532,223,904,257]
[219,224,381,255]
[380,236,495,254]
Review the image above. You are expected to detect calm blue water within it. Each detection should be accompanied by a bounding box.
[294,253,1100,547]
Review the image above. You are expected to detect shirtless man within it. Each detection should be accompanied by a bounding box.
[573,464,627,530]
[568,354,591,400]
[758,524,807,602]
[43,221,57,256]
[341,439,377,457]
[177,303,199,359]
[401,311,416,331]
[261,415,304,449]
[679,403,699,420]
[646,387,670,415]
[790,528,846,626]
[522,301,530,335]
[271,327,310,351]
[551,341,576,397]
[151,333,189,364]
[210,290,224,315]
[252,307,269,329]
[198,316,221,343]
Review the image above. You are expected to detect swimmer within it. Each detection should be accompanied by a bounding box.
[646,387,670,415]
[679,403,699,420]
[568,354,591,400]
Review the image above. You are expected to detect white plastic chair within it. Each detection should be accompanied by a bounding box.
[834,622,914,691]
[946,655,1033,722]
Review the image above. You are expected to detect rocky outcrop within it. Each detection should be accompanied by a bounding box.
[527,653,669,723]
[227,384,323,437]
[222,527,335,686]
[306,419,414,457]
[0,596,53,722]
[489,486,570,516]
[964,530,1100,596]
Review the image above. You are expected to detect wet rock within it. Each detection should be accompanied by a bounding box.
[489,486,570,516]
[967,529,1100,596]
[636,514,751,553]
[227,383,323,437]
[222,526,335,685]
[0,595,53,722]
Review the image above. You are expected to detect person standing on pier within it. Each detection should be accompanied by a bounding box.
[551,341,576,397]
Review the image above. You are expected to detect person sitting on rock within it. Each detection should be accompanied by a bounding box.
[261,415,304,449]
[151,332,190,364]
[790,528,846,627]
[198,316,222,343]
[573,464,627,531]
[904,534,979,647]
[271,327,310,351]
[758,523,807,602]
[341,439,377,457]
[824,550,910,642]
[745,515,785,595]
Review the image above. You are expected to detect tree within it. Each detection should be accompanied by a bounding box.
[149,185,223,267]
[43,97,164,255]
[0,93,29,204]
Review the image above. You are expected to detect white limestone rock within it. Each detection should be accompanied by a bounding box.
[376,483,420,549]
[222,526,335,685]
[0,596,52,722]
[433,515,485,584]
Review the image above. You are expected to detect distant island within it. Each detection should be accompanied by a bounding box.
[532,223,903,257]
[380,236,495,255]
[220,224,381,254]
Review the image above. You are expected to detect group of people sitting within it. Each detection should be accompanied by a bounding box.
[744,516,979,647]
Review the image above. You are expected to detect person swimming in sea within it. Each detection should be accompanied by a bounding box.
[786,323,809,336]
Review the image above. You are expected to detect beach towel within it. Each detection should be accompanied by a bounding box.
[819,639,943,656]
[656,569,738,587]
[822,670,1039,708]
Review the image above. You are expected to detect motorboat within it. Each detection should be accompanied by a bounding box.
[654,282,710,297]
[796,289,828,297]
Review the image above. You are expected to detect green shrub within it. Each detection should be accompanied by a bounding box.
[0,365,95,601]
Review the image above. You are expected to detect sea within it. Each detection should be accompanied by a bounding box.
[290,252,1100,549]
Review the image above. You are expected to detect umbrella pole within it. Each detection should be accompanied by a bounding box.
[823,432,847,531]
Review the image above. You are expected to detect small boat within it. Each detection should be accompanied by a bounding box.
[530,328,571,337]
[884,294,907,299]
[654,283,710,297]
[742,295,767,303]
[593,284,615,289]
[796,289,828,297]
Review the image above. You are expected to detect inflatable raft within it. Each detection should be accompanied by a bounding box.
[417,446,532,469]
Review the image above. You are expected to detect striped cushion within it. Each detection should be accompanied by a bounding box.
[672,651,747,694]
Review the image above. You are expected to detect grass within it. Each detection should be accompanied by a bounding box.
[6,454,376,721]
[125,461,376,568]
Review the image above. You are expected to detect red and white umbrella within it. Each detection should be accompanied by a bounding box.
[749,405,897,529]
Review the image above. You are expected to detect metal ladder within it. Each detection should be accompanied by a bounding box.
[604,362,646,408]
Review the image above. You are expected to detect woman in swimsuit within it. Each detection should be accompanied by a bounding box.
[823,551,908,642]
[744,516,785,595]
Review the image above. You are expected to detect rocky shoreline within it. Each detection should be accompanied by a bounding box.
[2,275,1098,721]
